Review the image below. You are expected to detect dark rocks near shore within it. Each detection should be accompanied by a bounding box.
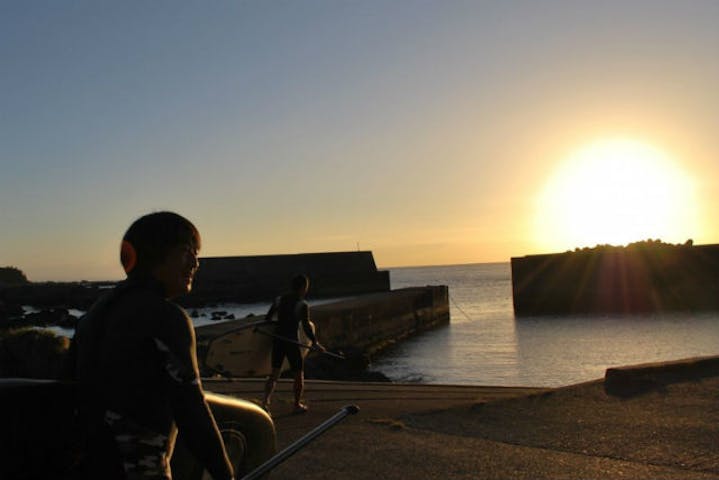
[210,311,236,321]
[304,346,391,382]
[0,304,79,330]
[0,300,24,325]
[0,282,107,311]
[0,282,104,330]
[25,308,79,328]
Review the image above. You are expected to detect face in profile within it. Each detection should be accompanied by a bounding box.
[152,243,199,298]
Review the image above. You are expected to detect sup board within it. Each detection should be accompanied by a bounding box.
[205,319,315,377]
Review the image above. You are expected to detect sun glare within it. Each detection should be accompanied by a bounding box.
[534,139,698,252]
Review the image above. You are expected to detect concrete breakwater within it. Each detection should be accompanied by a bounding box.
[511,242,719,315]
[604,354,719,397]
[195,285,450,380]
[187,251,391,305]
[308,286,449,356]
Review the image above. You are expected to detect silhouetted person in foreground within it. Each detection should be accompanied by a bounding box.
[69,211,234,480]
[262,274,325,414]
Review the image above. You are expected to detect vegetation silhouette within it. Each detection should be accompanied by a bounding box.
[513,238,719,315]
[570,238,694,253]
[0,266,28,286]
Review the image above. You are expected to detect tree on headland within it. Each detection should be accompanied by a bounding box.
[570,239,695,253]
[0,267,29,287]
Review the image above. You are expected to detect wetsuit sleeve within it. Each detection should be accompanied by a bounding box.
[155,304,234,480]
[298,302,317,344]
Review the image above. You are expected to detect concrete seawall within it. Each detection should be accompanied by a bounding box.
[309,285,449,356]
[511,243,719,315]
[187,251,391,305]
[604,354,719,397]
[195,286,449,378]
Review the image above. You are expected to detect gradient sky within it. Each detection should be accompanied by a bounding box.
[2,1,718,281]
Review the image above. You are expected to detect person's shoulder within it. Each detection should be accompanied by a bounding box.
[157,299,192,324]
[278,292,296,305]
[76,288,117,332]
[83,288,118,315]
[295,298,309,314]
[152,300,194,345]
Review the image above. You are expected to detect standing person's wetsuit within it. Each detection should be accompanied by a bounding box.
[267,292,317,372]
[261,274,324,414]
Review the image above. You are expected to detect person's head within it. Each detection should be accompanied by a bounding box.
[120,211,201,298]
[291,274,309,298]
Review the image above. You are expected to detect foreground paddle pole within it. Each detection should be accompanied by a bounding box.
[240,404,360,480]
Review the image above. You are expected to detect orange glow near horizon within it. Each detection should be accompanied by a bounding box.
[534,138,700,252]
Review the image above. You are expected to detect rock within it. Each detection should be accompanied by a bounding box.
[23,310,57,326]
[304,346,389,381]
[0,300,23,317]
[56,312,79,329]
[23,308,77,328]
[0,282,103,311]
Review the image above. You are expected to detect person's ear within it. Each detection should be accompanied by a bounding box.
[121,240,137,274]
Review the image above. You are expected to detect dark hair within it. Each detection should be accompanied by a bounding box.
[120,211,201,275]
[291,274,309,292]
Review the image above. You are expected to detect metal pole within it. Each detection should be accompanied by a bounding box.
[240,404,360,480]
[254,328,346,360]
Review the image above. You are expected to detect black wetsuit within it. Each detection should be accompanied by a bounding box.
[265,293,316,371]
[71,276,233,480]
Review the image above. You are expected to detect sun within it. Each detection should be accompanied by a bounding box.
[534,138,698,251]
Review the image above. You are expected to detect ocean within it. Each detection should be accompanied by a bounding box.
[52,262,719,388]
[369,262,719,387]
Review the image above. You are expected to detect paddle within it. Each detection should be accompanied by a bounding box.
[253,326,346,360]
[240,404,360,480]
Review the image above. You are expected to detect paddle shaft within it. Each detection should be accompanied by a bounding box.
[254,327,346,360]
[240,405,360,480]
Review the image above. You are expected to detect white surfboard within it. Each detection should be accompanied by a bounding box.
[205,319,315,378]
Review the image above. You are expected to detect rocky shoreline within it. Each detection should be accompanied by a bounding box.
[0,282,105,330]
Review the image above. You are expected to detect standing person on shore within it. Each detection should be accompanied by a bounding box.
[69,211,234,480]
[261,274,325,414]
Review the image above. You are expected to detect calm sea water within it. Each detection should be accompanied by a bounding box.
[52,262,719,388]
[370,262,719,387]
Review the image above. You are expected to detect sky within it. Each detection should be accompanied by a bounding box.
[2,1,718,281]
